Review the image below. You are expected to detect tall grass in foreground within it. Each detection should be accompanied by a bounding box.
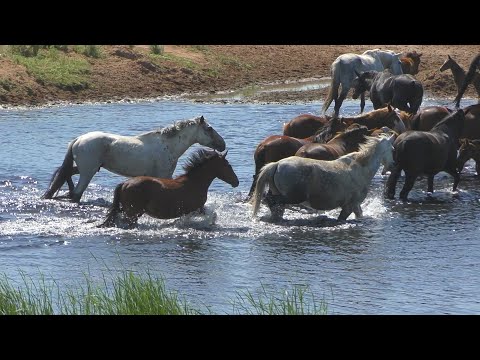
[0,271,327,315]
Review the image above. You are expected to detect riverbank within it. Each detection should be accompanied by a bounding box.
[0,45,479,107]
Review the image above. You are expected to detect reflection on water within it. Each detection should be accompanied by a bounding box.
[1,98,480,314]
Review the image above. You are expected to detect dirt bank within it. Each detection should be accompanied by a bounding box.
[0,45,479,107]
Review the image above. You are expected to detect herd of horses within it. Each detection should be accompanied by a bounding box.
[41,49,480,227]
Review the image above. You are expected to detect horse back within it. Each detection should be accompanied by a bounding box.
[394,131,455,172]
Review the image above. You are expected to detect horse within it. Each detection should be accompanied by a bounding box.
[42,116,226,203]
[100,149,239,228]
[408,106,453,131]
[352,69,424,114]
[440,55,480,106]
[341,105,407,134]
[282,114,331,139]
[410,104,480,139]
[322,49,403,116]
[295,124,370,160]
[252,135,395,221]
[247,117,350,200]
[385,109,465,200]
[400,51,422,75]
[457,138,480,175]
[455,54,480,108]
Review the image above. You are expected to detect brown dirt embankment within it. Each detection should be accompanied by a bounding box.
[0,45,479,107]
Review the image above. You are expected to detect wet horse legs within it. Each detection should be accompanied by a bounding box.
[385,164,402,199]
[399,172,417,200]
[264,191,285,221]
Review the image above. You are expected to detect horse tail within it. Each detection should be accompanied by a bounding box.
[322,61,341,114]
[246,143,267,202]
[100,183,124,227]
[252,162,279,217]
[455,54,480,107]
[42,139,76,199]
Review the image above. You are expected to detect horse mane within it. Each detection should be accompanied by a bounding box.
[312,119,340,143]
[182,148,220,174]
[431,110,463,131]
[330,124,368,141]
[139,117,201,138]
[355,106,390,120]
[351,136,383,166]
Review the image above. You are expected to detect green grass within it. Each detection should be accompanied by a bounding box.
[0,270,328,315]
[149,52,200,71]
[10,47,91,90]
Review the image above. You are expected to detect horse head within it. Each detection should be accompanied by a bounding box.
[196,116,226,152]
[440,55,454,72]
[352,70,372,99]
[456,138,480,173]
[214,149,239,187]
[386,105,407,134]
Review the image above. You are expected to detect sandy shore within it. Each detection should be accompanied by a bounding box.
[0,45,479,108]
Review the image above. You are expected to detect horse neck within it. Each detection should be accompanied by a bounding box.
[161,126,200,156]
[448,61,466,88]
[355,142,385,178]
[183,163,218,189]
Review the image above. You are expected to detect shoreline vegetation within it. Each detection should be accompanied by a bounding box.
[0,270,328,315]
[1,45,479,109]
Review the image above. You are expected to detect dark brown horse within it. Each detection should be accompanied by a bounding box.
[410,104,480,140]
[455,53,480,108]
[283,114,332,138]
[352,70,423,114]
[295,124,370,160]
[385,109,465,200]
[457,138,480,175]
[246,117,349,200]
[100,149,239,228]
[440,55,480,104]
[400,51,422,75]
[409,106,453,131]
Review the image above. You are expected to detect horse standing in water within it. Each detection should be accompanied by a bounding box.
[385,110,465,200]
[282,114,332,139]
[252,135,395,221]
[246,117,349,200]
[42,116,226,203]
[352,70,423,114]
[322,49,403,116]
[100,149,239,228]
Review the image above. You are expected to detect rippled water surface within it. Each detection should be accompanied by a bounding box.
[1,98,479,314]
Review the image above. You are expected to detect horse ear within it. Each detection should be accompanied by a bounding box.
[448,55,452,60]
[354,70,361,78]
[387,104,393,112]
[387,134,396,144]
[199,116,205,124]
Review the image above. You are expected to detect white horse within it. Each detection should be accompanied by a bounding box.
[42,116,226,202]
[252,135,395,221]
[362,49,403,74]
[322,49,403,116]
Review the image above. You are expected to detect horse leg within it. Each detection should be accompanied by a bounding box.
[385,164,402,199]
[338,205,353,221]
[360,92,366,113]
[246,174,257,202]
[71,169,97,203]
[445,168,461,192]
[476,161,480,176]
[264,191,285,221]
[353,204,363,218]
[399,172,417,201]
[427,175,434,193]
[333,87,349,116]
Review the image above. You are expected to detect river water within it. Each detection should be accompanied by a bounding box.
[1,98,479,314]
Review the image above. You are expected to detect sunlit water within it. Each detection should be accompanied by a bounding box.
[1,98,480,314]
